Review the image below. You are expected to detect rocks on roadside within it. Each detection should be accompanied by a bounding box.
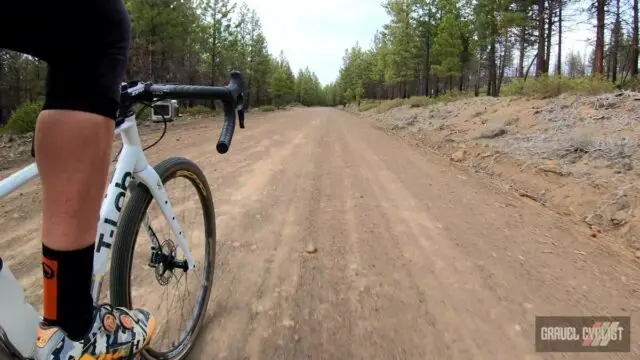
[594,95,620,109]
[611,210,629,226]
[585,213,605,227]
[0,133,34,163]
[585,193,633,230]
[503,116,520,126]
[471,110,485,118]
[478,126,507,139]
[451,150,466,162]
[615,158,634,172]
[305,244,317,254]
[391,114,419,130]
[537,161,571,176]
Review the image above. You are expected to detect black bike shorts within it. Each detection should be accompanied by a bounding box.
[0,0,131,121]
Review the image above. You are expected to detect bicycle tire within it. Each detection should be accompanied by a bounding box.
[110,157,216,360]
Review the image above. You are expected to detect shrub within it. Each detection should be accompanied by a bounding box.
[404,96,433,108]
[501,78,527,97]
[260,105,277,112]
[569,76,615,94]
[358,102,378,112]
[133,103,151,121]
[438,91,474,103]
[3,100,44,134]
[502,75,615,98]
[377,98,404,113]
[619,76,640,91]
[352,92,472,114]
[181,105,215,116]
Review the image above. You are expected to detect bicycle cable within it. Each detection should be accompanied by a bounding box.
[111,102,168,163]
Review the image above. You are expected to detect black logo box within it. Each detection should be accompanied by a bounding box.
[535,316,630,352]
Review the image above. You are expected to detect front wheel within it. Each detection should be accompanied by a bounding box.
[110,157,216,360]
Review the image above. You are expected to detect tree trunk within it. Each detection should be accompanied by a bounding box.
[556,0,562,75]
[545,0,553,74]
[518,26,526,77]
[632,0,639,76]
[424,45,431,97]
[474,54,481,96]
[536,0,547,75]
[210,5,220,109]
[606,29,612,79]
[611,0,620,82]
[489,38,498,96]
[593,0,605,76]
[209,46,220,107]
[148,29,155,81]
[525,53,538,80]
[498,36,509,94]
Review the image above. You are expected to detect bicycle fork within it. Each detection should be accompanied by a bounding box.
[90,148,196,303]
[135,165,196,272]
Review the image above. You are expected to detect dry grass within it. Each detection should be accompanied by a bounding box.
[354,92,476,114]
[502,76,616,98]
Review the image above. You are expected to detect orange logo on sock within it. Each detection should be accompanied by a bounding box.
[41,256,58,321]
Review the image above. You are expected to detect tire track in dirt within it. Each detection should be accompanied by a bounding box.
[187,113,322,359]
[337,117,447,359]
[268,115,355,360]
[242,118,325,360]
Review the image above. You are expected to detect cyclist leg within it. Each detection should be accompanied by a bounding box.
[0,1,154,359]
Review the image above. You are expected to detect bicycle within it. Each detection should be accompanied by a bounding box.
[0,71,246,360]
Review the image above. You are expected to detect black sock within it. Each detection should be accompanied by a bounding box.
[42,243,95,341]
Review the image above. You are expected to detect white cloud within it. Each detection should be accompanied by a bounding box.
[243,0,388,85]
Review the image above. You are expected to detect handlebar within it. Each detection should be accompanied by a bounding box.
[119,71,246,154]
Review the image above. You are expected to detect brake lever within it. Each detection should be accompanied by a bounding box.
[236,101,245,129]
[238,109,245,129]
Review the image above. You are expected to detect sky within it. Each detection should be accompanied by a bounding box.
[244,0,595,85]
[243,0,389,85]
[531,0,594,75]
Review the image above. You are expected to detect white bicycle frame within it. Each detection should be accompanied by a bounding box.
[0,114,196,359]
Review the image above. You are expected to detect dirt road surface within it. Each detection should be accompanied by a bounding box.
[1,108,639,359]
